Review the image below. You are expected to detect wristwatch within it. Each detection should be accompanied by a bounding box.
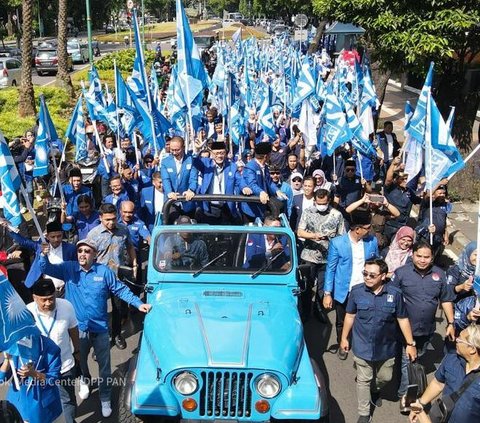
[446,321,454,327]
[406,341,416,347]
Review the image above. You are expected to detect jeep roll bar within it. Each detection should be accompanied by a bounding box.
[162,194,263,219]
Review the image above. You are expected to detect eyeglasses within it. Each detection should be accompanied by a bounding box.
[78,248,93,254]
[292,178,302,182]
[362,270,381,279]
[345,168,356,172]
[270,171,280,175]
[455,337,477,348]
[360,224,372,230]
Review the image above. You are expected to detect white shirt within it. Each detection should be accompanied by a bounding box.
[174,156,183,175]
[386,133,394,161]
[212,165,225,195]
[27,299,78,374]
[302,196,314,211]
[48,245,64,290]
[349,233,365,290]
[154,188,164,214]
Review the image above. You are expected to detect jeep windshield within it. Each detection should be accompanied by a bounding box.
[153,229,292,274]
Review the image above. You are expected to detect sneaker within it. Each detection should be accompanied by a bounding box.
[399,395,409,414]
[101,400,112,418]
[337,348,348,360]
[357,416,372,423]
[78,379,90,400]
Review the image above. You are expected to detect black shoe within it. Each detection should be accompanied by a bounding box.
[115,335,127,350]
[370,391,382,408]
[399,395,409,414]
[357,415,372,423]
[337,348,348,360]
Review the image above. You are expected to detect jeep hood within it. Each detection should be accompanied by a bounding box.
[142,285,303,379]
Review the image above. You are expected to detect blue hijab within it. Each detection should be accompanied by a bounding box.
[457,241,477,279]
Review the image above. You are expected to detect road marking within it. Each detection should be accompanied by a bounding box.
[40,63,91,87]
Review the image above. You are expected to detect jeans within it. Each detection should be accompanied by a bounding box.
[335,298,349,344]
[398,335,431,397]
[58,369,77,423]
[353,355,396,416]
[79,330,111,402]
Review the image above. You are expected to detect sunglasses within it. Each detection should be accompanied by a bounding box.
[78,248,93,254]
[455,337,477,348]
[362,270,381,279]
[292,178,302,182]
[270,171,281,175]
[345,168,356,172]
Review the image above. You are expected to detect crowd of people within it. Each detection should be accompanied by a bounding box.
[0,47,477,423]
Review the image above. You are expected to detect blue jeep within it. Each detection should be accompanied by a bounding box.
[119,196,329,422]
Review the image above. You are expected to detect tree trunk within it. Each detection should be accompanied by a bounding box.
[19,0,36,118]
[307,20,327,55]
[56,0,74,97]
[369,58,392,130]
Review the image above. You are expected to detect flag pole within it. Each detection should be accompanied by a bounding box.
[447,143,480,181]
[426,91,434,245]
[19,185,46,243]
[114,60,122,145]
[8,359,20,390]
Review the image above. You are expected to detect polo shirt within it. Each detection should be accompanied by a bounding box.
[346,283,407,361]
[391,263,454,336]
[72,210,100,240]
[120,217,151,250]
[435,353,480,423]
[335,176,362,208]
[384,184,421,227]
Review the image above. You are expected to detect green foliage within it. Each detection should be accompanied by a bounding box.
[312,0,480,74]
[0,87,75,140]
[95,48,157,72]
[207,0,240,16]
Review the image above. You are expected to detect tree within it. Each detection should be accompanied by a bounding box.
[312,0,480,149]
[19,0,36,118]
[56,0,74,98]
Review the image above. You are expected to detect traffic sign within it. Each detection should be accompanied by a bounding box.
[294,14,308,29]
[294,30,308,41]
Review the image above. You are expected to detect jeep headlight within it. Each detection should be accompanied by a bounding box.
[174,371,198,395]
[255,374,281,398]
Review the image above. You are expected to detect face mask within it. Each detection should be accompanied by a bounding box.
[316,204,328,212]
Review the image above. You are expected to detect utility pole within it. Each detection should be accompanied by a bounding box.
[86,0,93,65]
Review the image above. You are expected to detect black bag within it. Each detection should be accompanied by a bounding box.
[429,371,480,423]
[407,361,427,396]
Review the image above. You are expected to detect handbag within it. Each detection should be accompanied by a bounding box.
[407,361,427,396]
[429,370,480,423]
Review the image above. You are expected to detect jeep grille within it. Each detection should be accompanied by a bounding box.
[199,371,253,418]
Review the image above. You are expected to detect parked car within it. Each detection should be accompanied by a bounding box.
[118,195,330,423]
[0,47,22,61]
[0,57,22,88]
[67,39,89,63]
[35,48,73,76]
[105,24,116,33]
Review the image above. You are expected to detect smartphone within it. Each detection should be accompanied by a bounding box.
[405,384,418,408]
[369,194,385,204]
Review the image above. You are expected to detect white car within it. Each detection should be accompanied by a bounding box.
[0,57,21,88]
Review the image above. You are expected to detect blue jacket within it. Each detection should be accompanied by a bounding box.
[9,232,78,288]
[103,190,131,214]
[139,186,164,232]
[454,296,477,332]
[240,159,279,219]
[0,335,63,423]
[243,233,290,270]
[160,154,198,213]
[97,151,116,179]
[324,233,379,303]
[38,256,143,333]
[195,157,243,216]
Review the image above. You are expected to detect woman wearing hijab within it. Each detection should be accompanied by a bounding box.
[383,226,415,277]
[447,241,477,302]
[312,169,334,193]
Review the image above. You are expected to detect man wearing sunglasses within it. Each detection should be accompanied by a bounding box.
[334,159,367,211]
[340,258,416,423]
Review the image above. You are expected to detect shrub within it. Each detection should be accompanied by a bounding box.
[96,48,156,72]
[0,87,75,140]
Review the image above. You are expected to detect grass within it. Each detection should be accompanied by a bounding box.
[0,86,76,140]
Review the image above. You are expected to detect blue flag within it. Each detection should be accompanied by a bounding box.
[0,274,39,351]
[65,95,87,162]
[324,86,352,155]
[33,96,54,177]
[345,104,377,159]
[0,131,22,227]
[291,57,316,108]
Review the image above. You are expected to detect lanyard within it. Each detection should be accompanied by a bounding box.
[36,309,57,338]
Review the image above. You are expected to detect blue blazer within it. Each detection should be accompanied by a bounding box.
[0,335,63,423]
[139,186,163,232]
[9,232,77,288]
[243,233,290,269]
[240,159,278,219]
[195,157,242,216]
[324,233,379,303]
[160,154,198,213]
[103,190,131,214]
[290,194,305,231]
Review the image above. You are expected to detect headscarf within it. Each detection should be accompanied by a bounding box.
[312,169,332,192]
[385,226,415,272]
[457,241,477,279]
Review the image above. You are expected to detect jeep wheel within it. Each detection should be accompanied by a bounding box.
[118,374,153,423]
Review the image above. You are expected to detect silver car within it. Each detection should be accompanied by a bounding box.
[67,40,89,63]
[0,57,22,88]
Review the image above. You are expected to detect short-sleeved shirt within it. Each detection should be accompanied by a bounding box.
[435,353,480,423]
[27,298,78,374]
[121,217,151,250]
[299,206,345,264]
[384,184,420,228]
[335,176,362,208]
[346,283,407,361]
[391,263,455,336]
[72,211,101,240]
[86,223,132,268]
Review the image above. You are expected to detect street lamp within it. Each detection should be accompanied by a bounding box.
[85,0,93,65]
